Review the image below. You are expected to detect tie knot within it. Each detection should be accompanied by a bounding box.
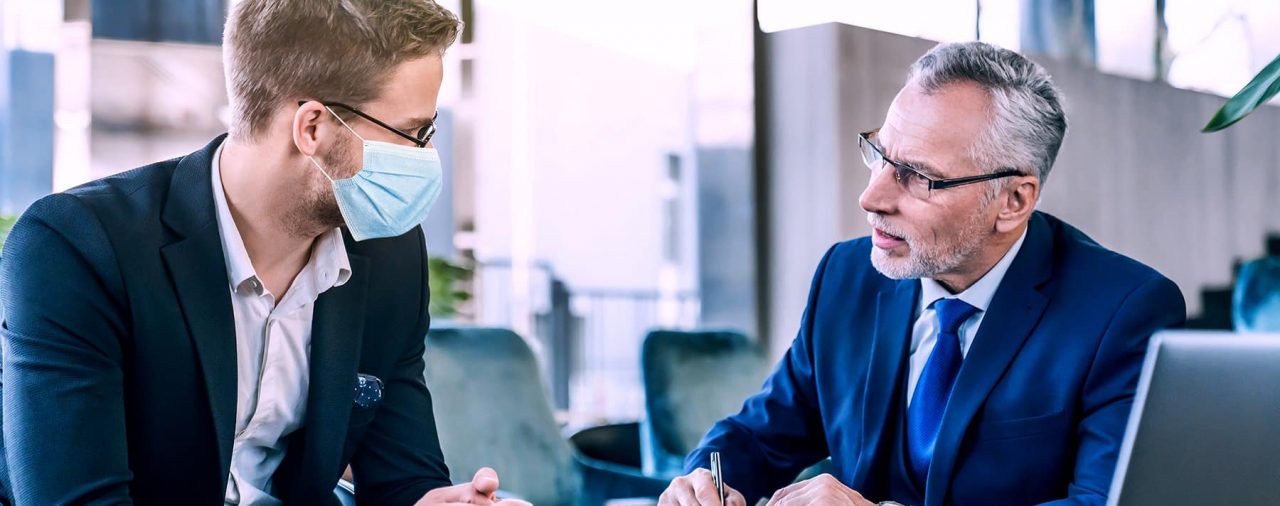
[934,298,978,335]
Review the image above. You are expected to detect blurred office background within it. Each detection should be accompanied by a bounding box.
[1,0,1278,469]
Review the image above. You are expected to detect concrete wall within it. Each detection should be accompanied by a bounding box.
[468,6,700,294]
[764,23,1280,355]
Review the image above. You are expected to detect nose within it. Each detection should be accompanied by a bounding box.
[859,163,901,215]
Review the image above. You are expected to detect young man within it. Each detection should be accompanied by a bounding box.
[0,1,527,504]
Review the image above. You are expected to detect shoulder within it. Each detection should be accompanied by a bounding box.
[1039,213,1184,312]
[1043,214,1171,286]
[64,159,179,223]
[2,159,181,288]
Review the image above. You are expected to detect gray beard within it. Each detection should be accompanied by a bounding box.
[869,207,991,280]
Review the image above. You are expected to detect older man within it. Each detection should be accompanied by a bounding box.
[659,42,1185,506]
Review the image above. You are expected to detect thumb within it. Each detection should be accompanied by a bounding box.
[470,467,501,497]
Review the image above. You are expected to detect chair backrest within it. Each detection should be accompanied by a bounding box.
[423,327,581,506]
[640,329,770,477]
[1234,256,1280,332]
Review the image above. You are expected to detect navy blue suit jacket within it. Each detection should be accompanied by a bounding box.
[0,136,451,505]
[686,212,1186,505]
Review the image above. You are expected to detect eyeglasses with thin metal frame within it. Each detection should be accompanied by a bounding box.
[298,100,437,148]
[858,129,1023,199]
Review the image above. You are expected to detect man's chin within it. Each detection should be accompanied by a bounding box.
[316,204,346,230]
[871,248,921,280]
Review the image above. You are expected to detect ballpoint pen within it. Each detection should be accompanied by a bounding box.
[710,451,726,505]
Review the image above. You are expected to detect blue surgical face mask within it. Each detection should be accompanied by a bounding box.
[308,108,444,242]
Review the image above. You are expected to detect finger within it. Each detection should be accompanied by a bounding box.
[470,467,501,497]
[812,474,866,504]
[691,472,722,505]
[781,476,859,506]
[725,486,748,506]
[672,481,704,506]
[417,483,471,503]
[765,478,810,506]
[660,476,688,506]
[669,472,713,506]
[495,500,534,506]
[779,485,823,506]
[670,486,701,506]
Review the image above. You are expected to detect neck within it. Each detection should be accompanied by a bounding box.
[218,137,322,279]
[932,222,1026,294]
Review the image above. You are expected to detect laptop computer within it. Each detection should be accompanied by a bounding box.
[1107,331,1280,505]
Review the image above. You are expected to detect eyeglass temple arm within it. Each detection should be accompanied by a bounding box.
[296,100,427,147]
[929,169,1023,190]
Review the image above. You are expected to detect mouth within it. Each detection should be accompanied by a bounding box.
[872,227,908,250]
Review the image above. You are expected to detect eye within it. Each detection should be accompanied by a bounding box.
[894,165,927,186]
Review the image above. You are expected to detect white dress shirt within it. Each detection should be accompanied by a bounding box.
[211,144,352,505]
[906,229,1027,405]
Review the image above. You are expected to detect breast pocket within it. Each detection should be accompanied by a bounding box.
[973,410,1071,442]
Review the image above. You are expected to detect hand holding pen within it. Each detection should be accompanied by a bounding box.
[657,451,747,506]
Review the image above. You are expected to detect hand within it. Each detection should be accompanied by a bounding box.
[765,474,874,506]
[658,468,747,506]
[414,467,533,506]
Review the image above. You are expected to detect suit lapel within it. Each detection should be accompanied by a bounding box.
[923,214,1054,504]
[289,250,369,496]
[159,135,238,486]
[855,278,919,486]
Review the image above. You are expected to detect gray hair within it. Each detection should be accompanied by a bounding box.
[907,41,1067,185]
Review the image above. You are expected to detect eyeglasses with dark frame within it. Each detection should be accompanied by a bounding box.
[298,100,437,148]
[858,129,1023,200]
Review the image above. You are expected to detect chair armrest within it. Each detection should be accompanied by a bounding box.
[570,422,669,504]
[568,421,645,469]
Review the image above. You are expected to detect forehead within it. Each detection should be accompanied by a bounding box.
[362,55,444,121]
[878,81,991,175]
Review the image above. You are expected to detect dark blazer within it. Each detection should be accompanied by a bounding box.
[0,136,451,505]
[686,212,1187,506]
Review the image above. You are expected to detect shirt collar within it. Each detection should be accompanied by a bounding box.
[920,227,1028,313]
[211,143,352,295]
[310,226,353,290]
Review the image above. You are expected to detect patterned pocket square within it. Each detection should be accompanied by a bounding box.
[353,373,384,409]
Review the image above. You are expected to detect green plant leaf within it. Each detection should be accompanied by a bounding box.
[1204,53,1280,132]
[0,215,18,251]
[426,255,474,318]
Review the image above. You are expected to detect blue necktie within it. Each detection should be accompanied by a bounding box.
[907,298,979,486]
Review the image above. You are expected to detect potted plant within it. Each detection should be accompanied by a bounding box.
[1204,54,1280,332]
[427,255,474,320]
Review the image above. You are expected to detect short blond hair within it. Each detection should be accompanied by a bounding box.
[223,0,461,140]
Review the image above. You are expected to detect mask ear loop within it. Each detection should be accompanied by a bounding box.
[325,105,363,138]
[307,105,367,183]
[308,156,337,183]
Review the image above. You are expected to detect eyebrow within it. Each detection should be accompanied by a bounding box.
[870,132,942,178]
[897,157,941,178]
[397,112,438,128]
